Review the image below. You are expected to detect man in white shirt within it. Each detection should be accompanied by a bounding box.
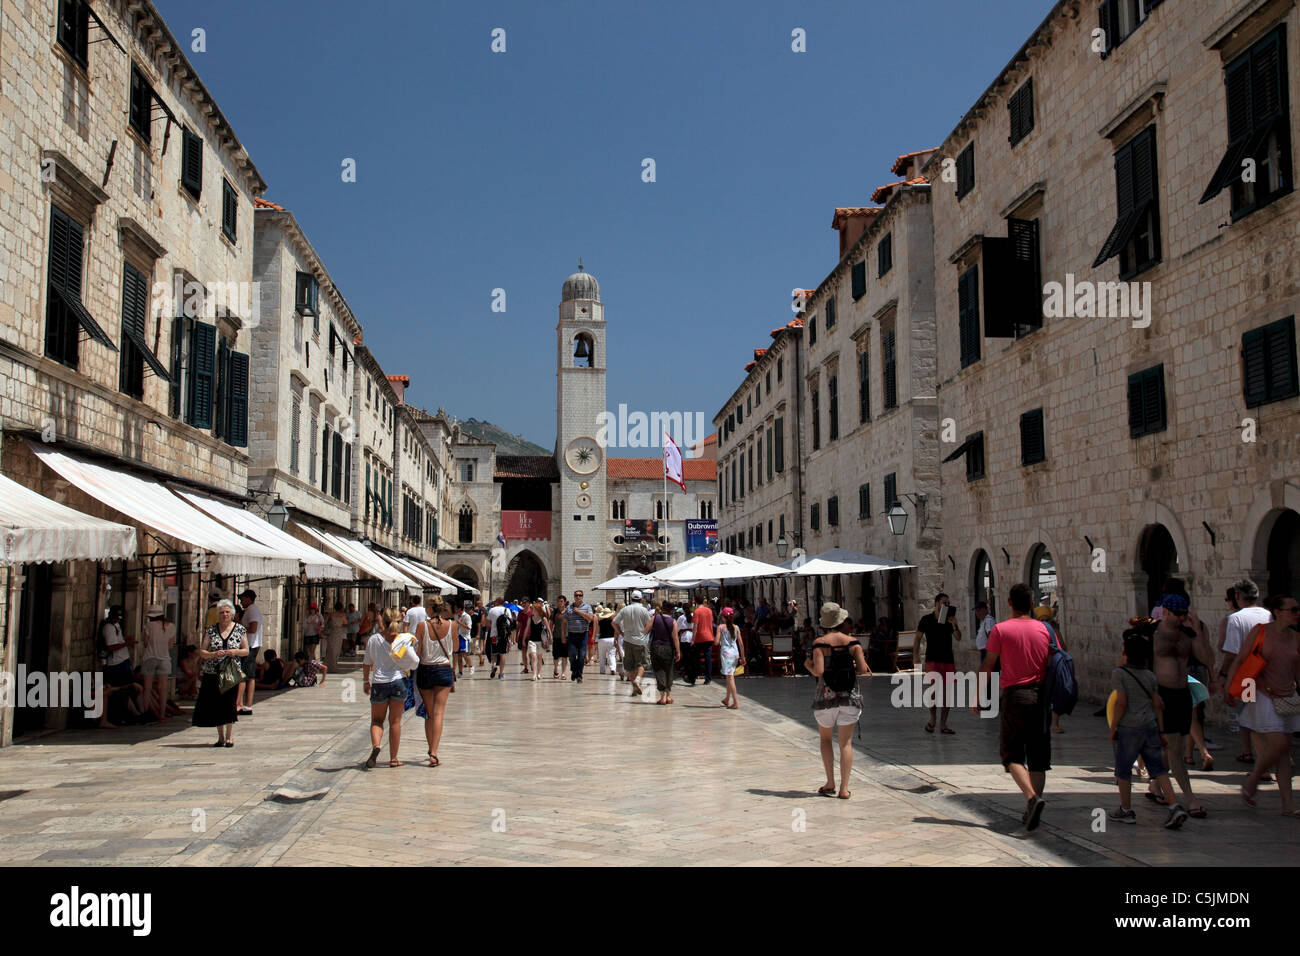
[403,595,428,635]
[1219,577,1273,761]
[237,589,263,715]
[484,598,513,679]
[613,591,652,696]
[457,605,474,677]
[974,600,996,663]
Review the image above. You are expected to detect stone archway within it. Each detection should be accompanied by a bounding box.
[1136,523,1179,614]
[445,565,480,592]
[504,550,548,602]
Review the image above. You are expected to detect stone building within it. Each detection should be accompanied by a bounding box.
[0,0,271,740]
[922,0,1300,695]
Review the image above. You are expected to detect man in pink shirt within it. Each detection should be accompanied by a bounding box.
[975,582,1052,830]
[689,596,715,685]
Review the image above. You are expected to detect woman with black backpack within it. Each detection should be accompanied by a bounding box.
[808,602,871,799]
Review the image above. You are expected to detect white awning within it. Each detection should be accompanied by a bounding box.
[0,472,137,566]
[652,551,789,586]
[372,552,456,595]
[32,445,300,578]
[175,490,354,581]
[292,523,419,593]
[411,559,480,595]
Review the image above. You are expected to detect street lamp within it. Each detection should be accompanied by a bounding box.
[267,498,290,531]
[776,534,789,559]
[886,504,908,536]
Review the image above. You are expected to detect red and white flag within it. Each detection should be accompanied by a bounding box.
[663,432,686,492]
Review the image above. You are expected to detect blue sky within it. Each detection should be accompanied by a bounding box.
[158,0,1051,453]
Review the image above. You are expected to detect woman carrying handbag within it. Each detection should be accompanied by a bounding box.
[415,602,456,767]
[192,599,248,747]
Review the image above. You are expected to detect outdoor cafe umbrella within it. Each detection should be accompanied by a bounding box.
[654,551,789,587]
[785,547,914,577]
[595,570,661,590]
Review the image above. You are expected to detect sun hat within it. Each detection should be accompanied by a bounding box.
[819,602,849,629]
[146,604,164,617]
[597,605,616,620]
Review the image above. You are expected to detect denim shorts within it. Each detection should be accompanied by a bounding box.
[1113,723,1166,780]
[369,677,408,703]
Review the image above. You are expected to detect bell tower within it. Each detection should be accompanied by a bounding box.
[556,263,607,596]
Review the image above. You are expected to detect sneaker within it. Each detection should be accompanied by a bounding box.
[1025,795,1046,831]
[469,667,475,676]
[1164,805,1189,829]
[1109,807,1137,824]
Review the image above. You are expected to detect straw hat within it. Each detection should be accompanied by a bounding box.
[597,605,615,620]
[819,602,850,629]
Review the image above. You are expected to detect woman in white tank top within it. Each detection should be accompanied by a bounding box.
[415,603,456,767]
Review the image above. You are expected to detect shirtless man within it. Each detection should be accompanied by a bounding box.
[1149,593,1219,817]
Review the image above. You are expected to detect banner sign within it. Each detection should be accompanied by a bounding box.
[685,519,718,553]
[502,510,552,541]
[623,519,657,542]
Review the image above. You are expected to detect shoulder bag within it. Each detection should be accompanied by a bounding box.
[1228,625,1268,700]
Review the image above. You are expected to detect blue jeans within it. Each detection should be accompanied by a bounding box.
[568,633,588,678]
[695,642,713,682]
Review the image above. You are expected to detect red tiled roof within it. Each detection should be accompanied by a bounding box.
[702,432,717,445]
[386,374,409,386]
[870,177,929,204]
[892,148,939,176]
[494,456,559,481]
[770,317,804,338]
[353,334,362,345]
[743,361,757,372]
[831,206,878,228]
[253,197,285,210]
[753,348,767,360]
[607,457,716,481]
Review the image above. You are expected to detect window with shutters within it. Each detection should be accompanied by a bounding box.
[828,375,839,441]
[858,483,871,519]
[308,409,318,482]
[958,266,981,368]
[777,357,783,382]
[810,502,820,532]
[1008,78,1034,146]
[290,397,301,474]
[748,446,754,492]
[181,128,203,199]
[851,260,867,300]
[774,418,784,472]
[221,179,237,243]
[828,496,839,527]
[766,427,774,482]
[188,322,216,429]
[119,264,148,399]
[1020,408,1046,465]
[57,0,90,67]
[225,350,248,447]
[1241,316,1298,407]
[811,387,821,450]
[955,143,975,199]
[1128,364,1167,436]
[809,316,817,346]
[983,220,1042,338]
[779,514,786,538]
[128,64,153,144]
[1200,26,1292,218]
[45,206,88,368]
[966,432,986,481]
[296,272,319,315]
[826,295,837,329]
[858,350,871,423]
[737,403,744,426]
[364,462,371,520]
[883,325,898,409]
[1098,0,1162,57]
[1093,125,1160,278]
[878,233,893,278]
[766,370,771,394]
[320,423,331,493]
[884,473,898,510]
[331,431,343,498]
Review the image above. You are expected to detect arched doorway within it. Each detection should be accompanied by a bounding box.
[971,549,995,629]
[1265,509,1300,598]
[505,550,547,602]
[1027,543,1057,609]
[1137,523,1179,613]
[445,565,480,593]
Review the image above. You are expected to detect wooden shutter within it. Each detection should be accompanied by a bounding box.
[1099,0,1116,56]
[227,351,249,446]
[189,321,215,428]
[859,351,870,422]
[859,483,870,518]
[1143,367,1166,433]
[958,267,980,366]
[49,207,76,291]
[170,316,189,417]
[774,418,784,472]
[883,328,897,407]
[878,234,892,276]
[182,128,203,198]
[331,431,343,498]
[291,397,301,472]
[851,261,866,299]
[1127,372,1146,435]
[344,443,352,504]
[1020,408,1046,464]
[1252,31,1283,123]
[1242,327,1269,406]
[321,424,331,493]
[884,473,897,509]
[1266,317,1298,401]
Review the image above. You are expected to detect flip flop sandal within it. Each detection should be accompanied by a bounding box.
[1186,807,1207,818]
[389,760,403,767]
[924,722,935,733]
[941,727,956,734]
[817,785,836,797]
[1241,786,1258,808]
[428,755,440,767]
[366,747,380,769]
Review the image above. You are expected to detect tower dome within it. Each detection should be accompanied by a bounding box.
[561,266,600,303]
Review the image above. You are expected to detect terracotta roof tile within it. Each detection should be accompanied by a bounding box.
[870,177,929,204]
[770,317,804,338]
[891,148,939,176]
[606,457,716,481]
[494,456,559,481]
[753,347,767,360]
[831,206,879,228]
[253,197,285,210]
[743,361,757,372]
[386,374,410,386]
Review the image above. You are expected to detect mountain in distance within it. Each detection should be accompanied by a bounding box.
[456,417,550,456]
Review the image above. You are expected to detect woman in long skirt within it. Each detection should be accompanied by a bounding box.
[192,599,248,747]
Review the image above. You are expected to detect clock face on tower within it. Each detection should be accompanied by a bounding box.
[564,437,601,476]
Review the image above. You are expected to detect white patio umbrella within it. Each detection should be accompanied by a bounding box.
[786,547,914,577]
[656,551,789,586]
[595,570,661,590]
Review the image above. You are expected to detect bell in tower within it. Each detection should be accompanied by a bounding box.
[573,335,592,367]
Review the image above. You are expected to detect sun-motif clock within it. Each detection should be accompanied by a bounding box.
[576,492,592,509]
[564,437,601,476]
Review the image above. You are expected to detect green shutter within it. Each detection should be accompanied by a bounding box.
[189,321,216,428]
[227,351,249,446]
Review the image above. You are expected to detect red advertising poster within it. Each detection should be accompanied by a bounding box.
[502,510,552,540]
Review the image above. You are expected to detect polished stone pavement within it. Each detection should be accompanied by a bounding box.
[0,660,1295,866]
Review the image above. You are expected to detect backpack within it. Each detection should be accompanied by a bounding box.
[496,610,515,639]
[1043,626,1078,716]
[823,641,859,693]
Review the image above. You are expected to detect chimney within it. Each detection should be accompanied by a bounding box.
[832,208,880,259]
[386,374,410,404]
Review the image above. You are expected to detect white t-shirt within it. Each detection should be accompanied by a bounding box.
[365,633,416,682]
[347,609,362,635]
[676,614,693,644]
[485,605,507,636]
[142,620,175,662]
[459,612,472,639]
[241,603,264,648]
[614,603,652,646]
[101,621,129,666]
[1224,605,1271,655]
[975,614,996,651]
[404,605,428,634]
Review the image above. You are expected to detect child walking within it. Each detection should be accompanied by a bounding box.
[1109,633,1188,828]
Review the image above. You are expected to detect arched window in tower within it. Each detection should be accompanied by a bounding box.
[573,333,595,368]
[655,499,663,521]
[458,505,474,544]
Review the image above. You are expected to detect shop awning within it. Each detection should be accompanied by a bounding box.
[410,559,480,595]
[0,471,137,566]
[31,445,299,578]
[175,490,354,582]
[292,523,419,593]
[372,551,456,595]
